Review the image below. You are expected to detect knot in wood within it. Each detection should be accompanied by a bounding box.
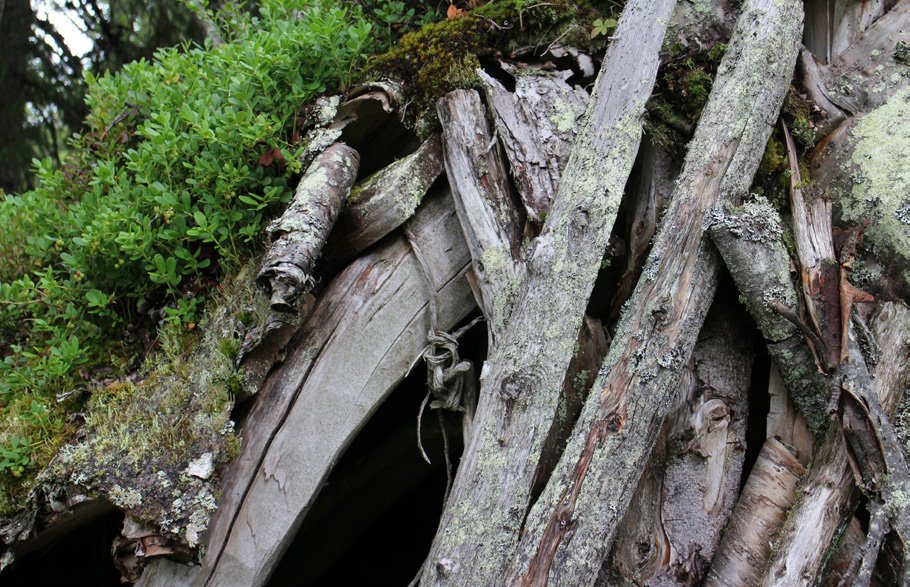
[435,558,458,576]
[569,207,591,240]
[500,374,532,402]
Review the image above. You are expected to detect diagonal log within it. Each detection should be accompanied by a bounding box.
[707,198,832,433]
[420,0,678,582]
[257,143,360,312]
[507,0,802,583]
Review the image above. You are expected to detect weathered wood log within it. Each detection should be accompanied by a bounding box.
[478,64,588,225]
[436,90,524,345]
[605,302,753,586]
[420,0,678,581]
[323,134,444,268]
[761,302,910,584]
[137,186,475,587]
[508,0,802,583]
[705,437,805,586]
[706,198,831,433]
[257,143,360,312]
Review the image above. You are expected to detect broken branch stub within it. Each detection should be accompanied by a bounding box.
[257,143,359,312]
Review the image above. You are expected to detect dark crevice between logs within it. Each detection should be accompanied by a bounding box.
[266,312,486,586]
[1,508,123,586]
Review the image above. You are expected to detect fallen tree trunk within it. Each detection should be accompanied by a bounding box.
[508,0,802,583]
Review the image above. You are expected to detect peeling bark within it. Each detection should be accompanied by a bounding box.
[509,0,802,583]
[762,303,910,585]
[257,143,360,312]
[705,437,805,587]
[605,302,752,586]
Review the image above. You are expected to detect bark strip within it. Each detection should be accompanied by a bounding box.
[420,0,678,582]
[705,437,805,587]
[323,134,444,268]
[509,1,802,583]
[257,143,359,312]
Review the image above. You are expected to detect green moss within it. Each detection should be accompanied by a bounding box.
[644,47,725,153]
[366,0,602,133]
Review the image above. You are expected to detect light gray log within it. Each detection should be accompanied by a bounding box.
[420,0,677,581]
[137,186,475,587]
[323,134,444,268]
[762,302,910,585]
[436,90,524,345]
[605,303,753,586]
[508,0,802,583]
[707,198,831,433]
[478,65,588,224]
[257,143,360,312]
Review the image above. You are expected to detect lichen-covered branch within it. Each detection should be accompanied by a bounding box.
[420,0,678,581]
[323,134,444,268]
[706,198,831,433]
[508,0,802,583]
[257,143,360,312]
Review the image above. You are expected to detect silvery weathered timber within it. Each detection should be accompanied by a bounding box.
[478,64,588,224]
[436,90,524,346]
[257,143,360,312]
[508,0,802,583]
[323,134,444,268]
[137,186,475,587]
[420,0,678,581]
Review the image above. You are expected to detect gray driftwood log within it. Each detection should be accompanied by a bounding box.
[507,0,802,583]
[420,0,677,581]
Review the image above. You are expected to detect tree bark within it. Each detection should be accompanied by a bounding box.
[508,0,802,583]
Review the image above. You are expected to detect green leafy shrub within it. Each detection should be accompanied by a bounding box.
[0,0,377,493]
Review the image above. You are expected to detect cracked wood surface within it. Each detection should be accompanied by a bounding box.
[604,302,752,586]
[478,64,588,224]
[507,0,802,583]
[420,0,677,581]
[138,187,475,587]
